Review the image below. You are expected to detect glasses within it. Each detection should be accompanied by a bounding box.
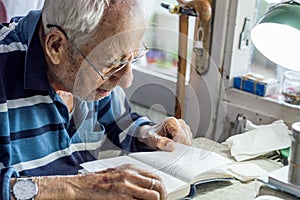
[46,24,149,80]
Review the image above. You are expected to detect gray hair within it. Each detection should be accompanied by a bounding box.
[42,0,109,48]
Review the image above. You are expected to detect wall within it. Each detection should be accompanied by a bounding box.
[2,0,44,19]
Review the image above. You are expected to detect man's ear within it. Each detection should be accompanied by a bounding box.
[44,30,68,65]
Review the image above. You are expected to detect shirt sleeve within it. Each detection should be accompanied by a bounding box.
[97,86,156,153]
[0,167,19,200]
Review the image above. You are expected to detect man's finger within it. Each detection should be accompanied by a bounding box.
[153,135,176,152]
[166,119,192,145]
[162,117,179,138]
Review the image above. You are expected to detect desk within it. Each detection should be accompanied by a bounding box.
[190,138,283,200]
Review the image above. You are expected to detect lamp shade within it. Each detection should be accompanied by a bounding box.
[250,1,300,71]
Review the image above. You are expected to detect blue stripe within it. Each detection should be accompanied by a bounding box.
[0,34,23,46]
[0,28,22,46]
[0,113,9,139]
[8,102,64,133]
[97,95,111,116]
[97,100,112,122]
[11,129,70,164]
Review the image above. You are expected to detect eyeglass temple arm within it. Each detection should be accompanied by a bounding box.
[46,24,70,40]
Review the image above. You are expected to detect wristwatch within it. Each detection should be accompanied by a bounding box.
[11,178,38,200]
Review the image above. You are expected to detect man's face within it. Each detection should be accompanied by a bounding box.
[72,30,146,101]
[69,1,147,101]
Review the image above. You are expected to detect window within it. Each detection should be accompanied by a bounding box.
[126,0,196,118]
[135,0,195,81]
[249,0,287,84]
[219,0,300,134]
[127,0,300,141]
[2,0,44,19]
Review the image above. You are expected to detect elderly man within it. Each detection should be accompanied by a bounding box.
[0,0,192,199]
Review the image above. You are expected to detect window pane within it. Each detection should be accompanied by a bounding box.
[249,0,287,85]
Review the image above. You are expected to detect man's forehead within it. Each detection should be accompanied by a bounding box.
[87,29,145,60]
[95,0,147,40]
[85,0,147,59]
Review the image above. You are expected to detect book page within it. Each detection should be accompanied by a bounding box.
[80,156,190,199]
[129,143,232,183]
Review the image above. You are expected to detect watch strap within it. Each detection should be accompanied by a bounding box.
[0,167,19,200]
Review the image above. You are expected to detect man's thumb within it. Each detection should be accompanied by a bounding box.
[156,136,176,152]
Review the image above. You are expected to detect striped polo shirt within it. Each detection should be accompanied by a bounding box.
[0,10,153,177]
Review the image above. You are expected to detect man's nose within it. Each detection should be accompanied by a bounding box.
[113,62,132,78]
[110,63,133,88]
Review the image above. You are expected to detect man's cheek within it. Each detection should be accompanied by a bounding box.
[73,78,98,99]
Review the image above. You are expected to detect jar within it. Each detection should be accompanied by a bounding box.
[282,71,300,106]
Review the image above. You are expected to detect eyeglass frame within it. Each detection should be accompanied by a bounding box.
[46,24,148,80]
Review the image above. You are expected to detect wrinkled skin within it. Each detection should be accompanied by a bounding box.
[28,164,167,200]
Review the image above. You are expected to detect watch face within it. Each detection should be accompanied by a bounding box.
[12,179,38,200]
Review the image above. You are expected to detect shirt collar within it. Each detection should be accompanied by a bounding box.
[20,10,51,91]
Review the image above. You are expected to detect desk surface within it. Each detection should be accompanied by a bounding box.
[191,138,283,200]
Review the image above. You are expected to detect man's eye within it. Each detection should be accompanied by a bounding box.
[104,63,120,73]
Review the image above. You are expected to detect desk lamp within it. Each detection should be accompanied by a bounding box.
[250,0,300,187]
[250,0,300,71]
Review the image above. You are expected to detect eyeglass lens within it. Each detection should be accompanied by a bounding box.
[100,46,148,79]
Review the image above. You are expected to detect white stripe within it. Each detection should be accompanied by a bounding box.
[0,42,27,53]
[12,141,103,172]
[0,21,18,41]
[118,129,128,143]
[7,95,53,109]
[0,103,8,112]
[114,87,126,115]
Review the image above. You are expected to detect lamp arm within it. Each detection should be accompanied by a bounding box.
[176,0,211,21]
[270,0,300,9]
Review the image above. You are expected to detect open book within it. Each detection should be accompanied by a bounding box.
[80,143,234,200]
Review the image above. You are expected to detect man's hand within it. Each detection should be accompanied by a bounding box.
[138,117,193,151]
[29,164,167,200]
